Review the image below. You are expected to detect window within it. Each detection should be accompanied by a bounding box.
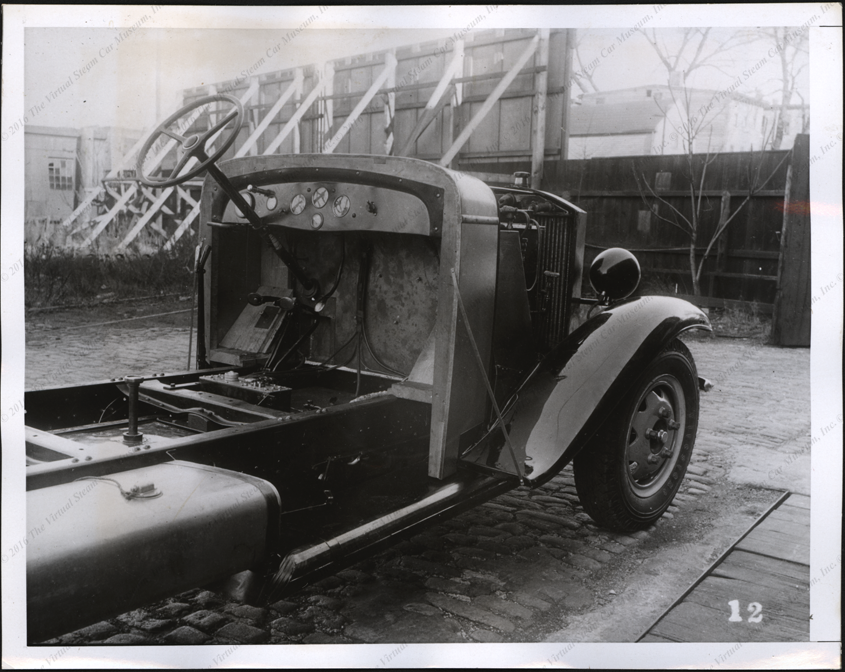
[655,171,672,190]
[646,89,652,97]
[596,97,605,105]
[48,159,73,190]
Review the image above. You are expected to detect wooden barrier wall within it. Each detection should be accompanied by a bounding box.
[468,148,798,313]
[62,28,574,251]
[772,134,811,346]
[182,28,572,168]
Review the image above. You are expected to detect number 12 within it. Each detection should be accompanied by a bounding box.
[728,600,763,622]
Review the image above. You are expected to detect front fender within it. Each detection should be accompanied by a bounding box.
[462,296,710,485]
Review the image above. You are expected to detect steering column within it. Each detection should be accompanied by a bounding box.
[136,94,320,304]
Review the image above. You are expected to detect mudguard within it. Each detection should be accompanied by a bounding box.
[461,296,710,485]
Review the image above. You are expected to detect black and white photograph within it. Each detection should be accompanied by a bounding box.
[1,4,841,668]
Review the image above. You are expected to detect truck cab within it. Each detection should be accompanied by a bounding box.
[25,95,709,642]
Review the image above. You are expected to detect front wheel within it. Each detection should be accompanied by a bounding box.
[574,339,699,532]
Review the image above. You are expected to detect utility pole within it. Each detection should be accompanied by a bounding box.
[559,28,574,162]
[155,37,162,123]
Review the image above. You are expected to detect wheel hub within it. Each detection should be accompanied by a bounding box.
[625,374,686,496]
[182,134,201,150]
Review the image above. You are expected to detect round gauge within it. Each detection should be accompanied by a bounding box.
[333,195,351,218]
[266,195,278,211]
[235,191,256,218]
[310,213,324,230]
[290,194,307,215]
[312,186,329,209]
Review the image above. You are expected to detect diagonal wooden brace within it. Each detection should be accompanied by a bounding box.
[398,40,464,156]
[237,70,303,158]
[440,34,539,167]
[323,53,398,154]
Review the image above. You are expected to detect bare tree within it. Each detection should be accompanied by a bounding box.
[636,27,808,148]
[763,27,809,148]
[633,112,790,296]
[571,31,601,95]
[626,27,792,296]
[635,28,759,85]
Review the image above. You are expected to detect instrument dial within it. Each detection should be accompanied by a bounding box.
[235,191,256,218]
[311,213,324,230]
[312,187,329,209]
[290,194,307,215]
[266,195,278,211]
[333,195,351,218]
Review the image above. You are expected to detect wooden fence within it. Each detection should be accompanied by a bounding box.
[468,140,811,345]
[772,134,811,346]
[474,149,793,306]
[556,149,793,308]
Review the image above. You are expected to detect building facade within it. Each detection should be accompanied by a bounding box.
[568,86,796,159]
[25,125,144,246]
[25,125,81,225]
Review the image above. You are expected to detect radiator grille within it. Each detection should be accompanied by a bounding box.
[533,212,578,352]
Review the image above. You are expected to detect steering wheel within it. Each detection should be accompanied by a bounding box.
[136,94,244,188]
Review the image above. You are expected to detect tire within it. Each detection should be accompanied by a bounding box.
[574,338,699,532]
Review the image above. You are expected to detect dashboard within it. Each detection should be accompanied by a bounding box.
[220,181,432,236]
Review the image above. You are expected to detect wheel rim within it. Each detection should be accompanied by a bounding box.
[624,373,686,498]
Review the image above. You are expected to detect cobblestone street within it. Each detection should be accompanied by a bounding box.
[24,307,811,648]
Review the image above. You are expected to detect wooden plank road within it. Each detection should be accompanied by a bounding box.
[639,493,810,642]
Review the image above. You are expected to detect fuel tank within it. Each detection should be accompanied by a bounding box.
[27,460,280,643]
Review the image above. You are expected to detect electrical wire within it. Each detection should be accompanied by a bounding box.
[263,309,296,372]
[316,331,358,369]
[320,350,358,374]
[74,476,163,500]
[45,309,192,332]
[97,398,119,424]
[355,333,363,397]
[271,318,320,372]
[361,328,406,377]
[287,239,409,383]
[320,236,346,303]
